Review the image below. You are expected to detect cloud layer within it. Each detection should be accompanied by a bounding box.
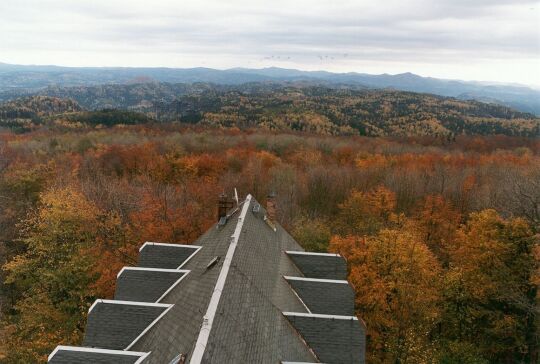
[1,0,539,85]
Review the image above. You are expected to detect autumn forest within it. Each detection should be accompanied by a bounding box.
[2,0,540,359]
[0,119,537,363]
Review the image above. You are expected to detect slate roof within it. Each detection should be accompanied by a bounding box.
[284,277,355,316]
[48,347,150,364]
[284,313,365,364]
[48,194,366,363]
[286,251,349,280]
[115,268,188,302]
[83,300,173,350]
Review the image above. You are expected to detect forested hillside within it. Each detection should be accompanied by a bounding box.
[152,86,538,137]
[0,96,153,132]
[0,96,81,131]
[1,84,539,137]
[0,126,538,363]
[11,82,206,110]
[1,63,539,114]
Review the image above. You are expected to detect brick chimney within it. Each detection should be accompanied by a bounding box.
[218,193,229,222]
[266,192,277,224]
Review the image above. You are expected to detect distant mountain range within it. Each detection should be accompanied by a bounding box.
[1,62,539,115]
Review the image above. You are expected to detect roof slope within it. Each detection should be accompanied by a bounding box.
[285,276,355,316]
[48,194,365,364]
[83,300,173,350]
[196,196,318,363]
[114,268,188,302]
[48,347,149,364]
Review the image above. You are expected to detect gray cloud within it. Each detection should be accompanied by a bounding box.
[0,0,538,85]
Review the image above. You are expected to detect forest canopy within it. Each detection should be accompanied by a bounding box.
[0,124,538,363]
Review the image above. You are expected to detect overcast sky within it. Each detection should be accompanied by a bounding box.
[1,0,539,86]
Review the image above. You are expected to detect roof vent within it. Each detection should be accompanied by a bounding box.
[252,203,261,213]
[169,353,187,364]
[206,256,220,270]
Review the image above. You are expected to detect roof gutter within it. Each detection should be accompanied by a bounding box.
[189,194,252,364]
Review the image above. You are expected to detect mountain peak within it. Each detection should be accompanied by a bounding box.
[395,72,419,78]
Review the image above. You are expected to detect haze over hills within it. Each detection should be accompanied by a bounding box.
[1,62,539,115]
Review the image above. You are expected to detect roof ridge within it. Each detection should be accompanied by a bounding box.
[189,194,253,364]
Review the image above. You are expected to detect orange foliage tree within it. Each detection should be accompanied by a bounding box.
[330,225,442,364]
[415,194,461,264]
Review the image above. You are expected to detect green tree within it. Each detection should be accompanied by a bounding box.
[292,216,332,252]
[442,210,538,363]
[3,187,100,362]
[335,186,397,236]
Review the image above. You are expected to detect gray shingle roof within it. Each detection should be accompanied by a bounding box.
[114,268,188,302]
[128,210,242,363]
[285,276,355,316]
[138,243,201,269]
[197,198,319,363]
[82,300,172,350]
[284,313,366,363]
[48,347,149,364]
[286,251,348,280]
[48,194,365,364]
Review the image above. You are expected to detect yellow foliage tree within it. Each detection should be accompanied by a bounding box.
[335,186,397,236]
[2,186,135,362]
[330,224,442,364]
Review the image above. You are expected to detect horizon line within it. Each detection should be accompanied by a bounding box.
[1,60,538,90]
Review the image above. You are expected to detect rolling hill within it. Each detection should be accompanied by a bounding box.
[1,63,539,115]
[1,85,538,137]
